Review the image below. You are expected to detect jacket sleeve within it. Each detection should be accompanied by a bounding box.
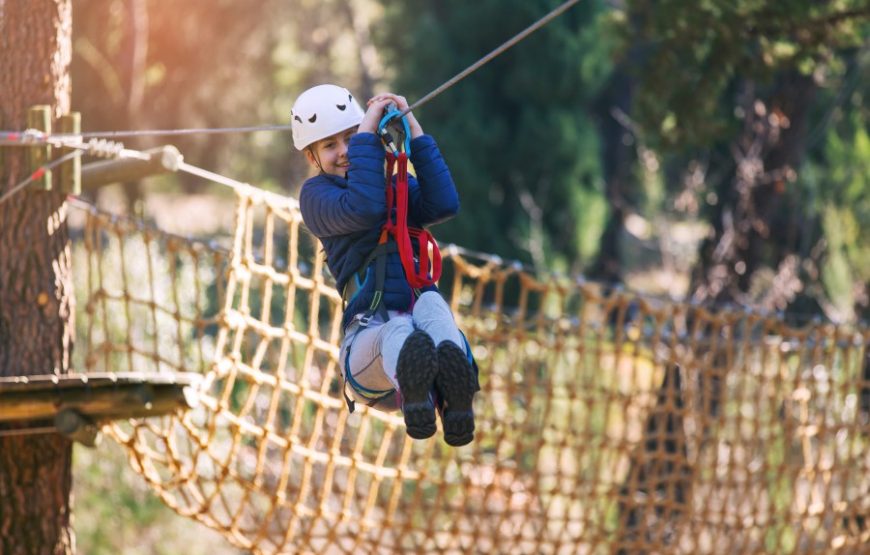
[299,133,386,238]
[407,134,460,227]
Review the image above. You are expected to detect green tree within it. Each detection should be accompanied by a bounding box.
[376,0,613,273]
[607,5,870,550]
[619,0,870,318]
[802,47,870,322]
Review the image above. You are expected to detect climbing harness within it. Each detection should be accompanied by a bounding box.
[341,320,397,413]
[339,105,482,413]
[339,105,445,412]
[340,104,443,325]
[378,105,442,291]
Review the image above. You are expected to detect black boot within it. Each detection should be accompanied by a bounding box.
[434,341,476,446]
[395,330,438,440]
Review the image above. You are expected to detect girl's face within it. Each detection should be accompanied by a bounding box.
[305,127,356,176]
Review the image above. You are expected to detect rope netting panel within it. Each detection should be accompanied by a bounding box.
[70,190,869,554]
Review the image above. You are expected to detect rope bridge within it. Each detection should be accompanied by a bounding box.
[66,184,869,554]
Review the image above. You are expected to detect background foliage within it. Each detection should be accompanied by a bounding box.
[64,1,867,551]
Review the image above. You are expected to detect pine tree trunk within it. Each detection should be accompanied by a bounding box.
[0,1,75,554]
[589,66,634,282]
[691,71,817,308]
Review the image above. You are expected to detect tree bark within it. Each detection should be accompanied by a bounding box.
[0,1,75,554]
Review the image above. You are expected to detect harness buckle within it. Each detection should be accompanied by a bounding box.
[343,384,356,413]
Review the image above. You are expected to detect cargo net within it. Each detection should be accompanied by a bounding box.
[70,189,869,554]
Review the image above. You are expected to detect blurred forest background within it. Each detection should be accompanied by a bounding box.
[65,0,868,552]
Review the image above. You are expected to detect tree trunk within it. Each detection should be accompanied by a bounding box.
[861,348,870,432]
[0,1,75,554]
[616,363,691,554]
[589,66,634,282]
[692,71,817,309]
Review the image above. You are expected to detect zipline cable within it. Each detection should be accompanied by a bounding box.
[402,0,581,117]
[176,160,298,208]
[0,150,82,206]
[59,123,294,140]
[0,138,149,206]
[1,0,581,206]
[0,0,581,143]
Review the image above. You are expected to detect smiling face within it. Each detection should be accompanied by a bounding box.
[305,126,357,177]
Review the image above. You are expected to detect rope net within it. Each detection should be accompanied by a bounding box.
[70,188,869,554]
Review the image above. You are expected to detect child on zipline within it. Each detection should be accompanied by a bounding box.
[292,84,478,446]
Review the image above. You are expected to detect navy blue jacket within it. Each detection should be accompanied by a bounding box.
[299,132,459,330]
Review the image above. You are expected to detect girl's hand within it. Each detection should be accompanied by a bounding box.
[358,98,395,134]
[367,93,424,138]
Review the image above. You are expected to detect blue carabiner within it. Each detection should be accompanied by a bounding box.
[377,104,412,157]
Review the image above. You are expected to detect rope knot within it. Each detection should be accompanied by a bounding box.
[85,138,125,159]
[20,128,48,144]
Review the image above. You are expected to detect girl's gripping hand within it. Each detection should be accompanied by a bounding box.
[358,98,396,134]
[366,93,424,138]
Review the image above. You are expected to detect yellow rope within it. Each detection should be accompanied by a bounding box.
[70,189,869,554]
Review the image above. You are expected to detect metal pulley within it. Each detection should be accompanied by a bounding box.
[377,103,412,157]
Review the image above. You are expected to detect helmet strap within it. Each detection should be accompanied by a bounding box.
[306,145,326,174]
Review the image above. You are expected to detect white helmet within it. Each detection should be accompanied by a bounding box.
[290,84,365,151]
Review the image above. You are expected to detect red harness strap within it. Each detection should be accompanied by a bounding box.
[383,152,442,289]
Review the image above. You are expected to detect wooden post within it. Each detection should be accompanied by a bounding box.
[26,105,53,190]
[1,2,75,552]
[58,112,81,194]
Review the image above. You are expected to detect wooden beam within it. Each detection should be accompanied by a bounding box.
[81,145,182,190]
[0,372,200,424]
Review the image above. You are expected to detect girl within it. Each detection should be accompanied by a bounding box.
[292,84,478,446]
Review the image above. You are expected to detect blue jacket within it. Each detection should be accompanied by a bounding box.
[299,132,459,330]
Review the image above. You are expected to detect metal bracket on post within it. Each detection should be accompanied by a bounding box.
[54,408,101,448]
[27,105,53,191]
[58,112,81,195]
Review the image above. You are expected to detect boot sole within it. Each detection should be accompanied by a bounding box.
[435,342,476,446]
[395,330,437,440]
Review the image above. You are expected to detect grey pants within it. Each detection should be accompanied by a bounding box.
[339,291,466,410]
